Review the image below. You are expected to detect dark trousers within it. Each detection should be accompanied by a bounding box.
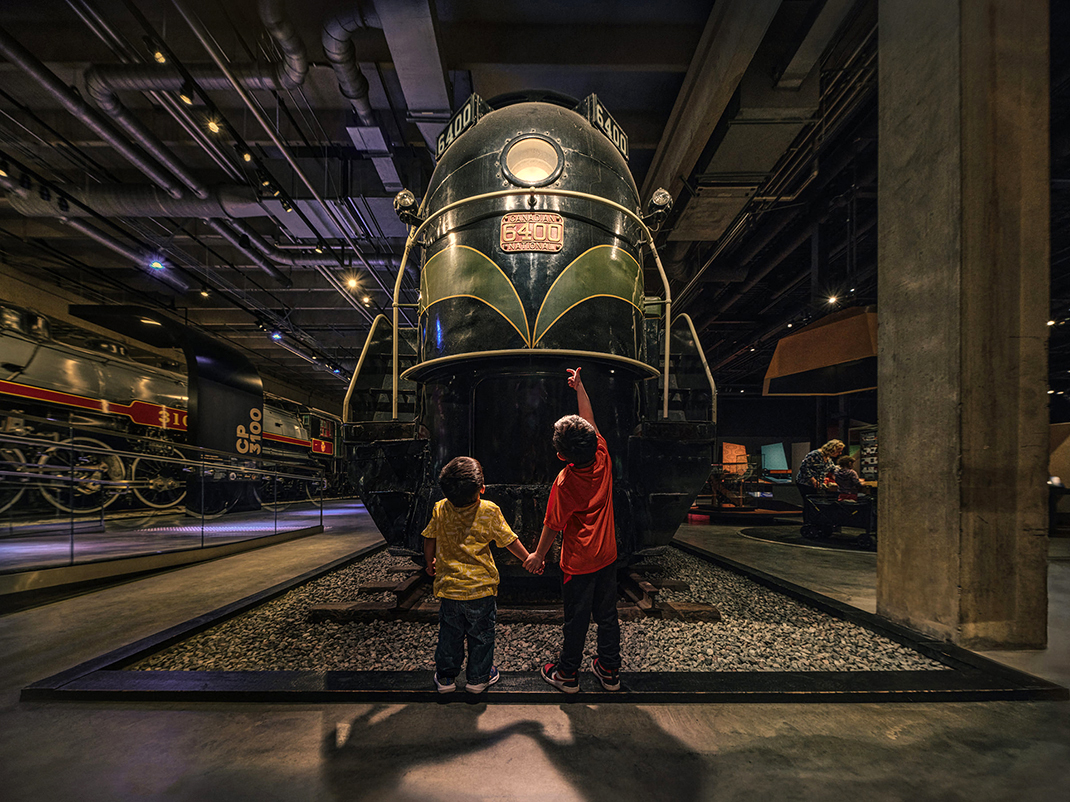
[435,595,496,684]
[559,562,620,674]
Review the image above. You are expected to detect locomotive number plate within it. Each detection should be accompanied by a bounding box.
[500,212,564,252]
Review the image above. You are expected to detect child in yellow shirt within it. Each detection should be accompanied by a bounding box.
[422,456,532,693]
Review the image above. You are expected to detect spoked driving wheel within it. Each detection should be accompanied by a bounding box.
[131,446,188,509]
[37,437,125,513]
[0,447,28,515]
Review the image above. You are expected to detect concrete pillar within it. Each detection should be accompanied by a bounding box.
[877,0,1050,648]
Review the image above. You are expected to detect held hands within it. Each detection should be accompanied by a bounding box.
[567,367,582,391]
[523,552,545,575]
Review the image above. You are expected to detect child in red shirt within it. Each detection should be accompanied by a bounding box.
[525,367,621,693]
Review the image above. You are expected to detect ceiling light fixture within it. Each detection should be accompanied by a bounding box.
[207,120,221,134]
[178,81,195,105]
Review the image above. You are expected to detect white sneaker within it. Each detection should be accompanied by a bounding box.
[465,666,500,693]
[433,673,456,693]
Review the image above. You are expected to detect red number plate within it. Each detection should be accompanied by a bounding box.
[500,213,565,253]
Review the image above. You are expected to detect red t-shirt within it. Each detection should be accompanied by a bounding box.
[544,433,617,575]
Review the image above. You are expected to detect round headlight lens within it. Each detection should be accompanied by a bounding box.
[502,136,562,187]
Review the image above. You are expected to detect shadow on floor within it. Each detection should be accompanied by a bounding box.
[322,702,707,801]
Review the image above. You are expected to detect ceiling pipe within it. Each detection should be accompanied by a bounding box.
[322,6,376,125]
[66,0,245,183]
[84,67,211,199]
[169,0,408,324]
[4,183,263,218]
[225,218,397,267]
[205,218,375,323]
[59,217,189,292]
[0,25,186,198]
[204,218,293,286]
[259,0,308,89]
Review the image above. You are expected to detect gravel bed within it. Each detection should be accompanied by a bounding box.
[127,547,947,673]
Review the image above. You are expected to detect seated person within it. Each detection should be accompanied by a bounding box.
[833,455,866,501]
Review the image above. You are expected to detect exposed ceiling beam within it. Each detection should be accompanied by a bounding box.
[641,0,782,203]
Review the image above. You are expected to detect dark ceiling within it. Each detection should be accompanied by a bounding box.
[0,0,1062,419]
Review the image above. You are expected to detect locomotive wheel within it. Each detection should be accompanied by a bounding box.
[0,447,28,515]
[257,476,289,510]
[131,447,188,509]
[37,437,125,514]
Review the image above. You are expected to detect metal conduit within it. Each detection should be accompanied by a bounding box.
[84,68,211,199]
[204,219,292,286]
[322,6,376,125]
[5,184,263,219]
[67,0,245,183]
[224,218,397,268]
[59,217,189,292]
[0,26,185,198]
[169,0,399,315]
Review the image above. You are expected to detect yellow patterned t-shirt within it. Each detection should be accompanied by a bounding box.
[421,498,517,600]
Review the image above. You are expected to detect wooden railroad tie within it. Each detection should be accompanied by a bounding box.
[309,566,719,624]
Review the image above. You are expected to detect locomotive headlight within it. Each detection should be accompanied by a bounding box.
[502,135,563,187]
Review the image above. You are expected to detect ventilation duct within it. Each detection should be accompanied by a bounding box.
[322,7,376,125]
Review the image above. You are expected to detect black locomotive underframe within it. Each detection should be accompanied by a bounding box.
[21,541,1067,704]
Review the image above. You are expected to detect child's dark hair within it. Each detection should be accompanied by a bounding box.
[836,455,855,468]
[553,414,597,466]
[439,456,484,506]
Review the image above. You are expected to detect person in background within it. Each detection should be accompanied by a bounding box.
[833,454,866,501]
[795,439,845,503]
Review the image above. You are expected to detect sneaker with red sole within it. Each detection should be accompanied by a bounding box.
[591,658,620,691]
[541,662,580,694]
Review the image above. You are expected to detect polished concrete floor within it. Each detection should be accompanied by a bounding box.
[0,511,1067,801]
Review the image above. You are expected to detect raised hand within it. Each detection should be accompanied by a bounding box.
[567,366,582,390]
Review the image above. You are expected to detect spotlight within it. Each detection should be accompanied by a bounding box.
[346,277,358,289]
[153,50,166,64]
[361,295,371,305]
[787,323,793,328]
[280,200,293,213]
[0,159,7,177]
[827,296,838,305]
[242,152,252,162]
[207,120,221,134]
[314,245,323,254]
[148,259,165,271]
[178,81,195,105]
[270,330,282,340]
[1049,320,1056,326]
[200,287,209,297]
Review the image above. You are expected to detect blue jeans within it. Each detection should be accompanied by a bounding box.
[435,595,496,684]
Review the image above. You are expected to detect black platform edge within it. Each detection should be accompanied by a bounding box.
[21,540,386,699]
[673,540,1068,701]
[20,540,1067,704]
